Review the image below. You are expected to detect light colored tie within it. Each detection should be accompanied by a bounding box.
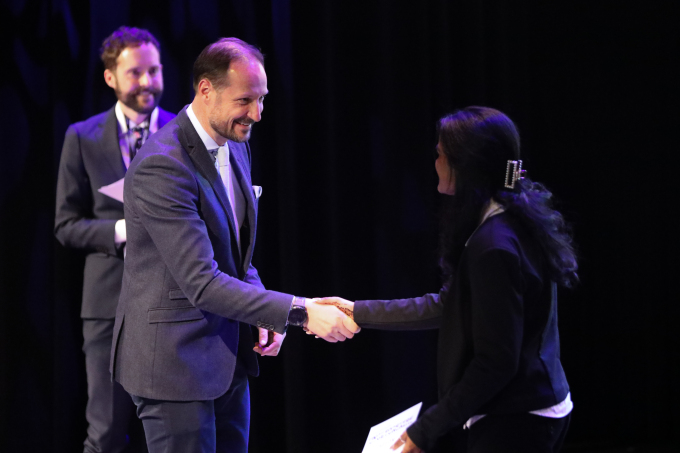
[215,145,241,251]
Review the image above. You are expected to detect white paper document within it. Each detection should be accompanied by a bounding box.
[361,402,422,453]
[98,178,125,203]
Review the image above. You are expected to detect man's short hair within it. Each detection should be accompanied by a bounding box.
[192,37,265,92]
[100,26,160,71]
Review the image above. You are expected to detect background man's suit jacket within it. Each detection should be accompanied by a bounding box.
[111,107,292,401]
[55,106,175,319]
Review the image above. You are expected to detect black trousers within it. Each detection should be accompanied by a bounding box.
[467,413,571,453]
[82,318,147,453]
[130,361,250,453]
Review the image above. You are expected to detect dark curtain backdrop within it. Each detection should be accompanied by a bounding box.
[1,0,677,452]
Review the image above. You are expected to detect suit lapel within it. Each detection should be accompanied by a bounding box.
[229,143,256,267]
[176,109,238,243]
[96,107,127,178]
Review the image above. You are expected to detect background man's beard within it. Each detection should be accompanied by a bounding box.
[117,87,163,114]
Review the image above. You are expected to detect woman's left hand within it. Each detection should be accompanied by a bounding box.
[391,431,423,453]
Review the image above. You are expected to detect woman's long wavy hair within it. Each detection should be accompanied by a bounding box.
[438,106,578,288]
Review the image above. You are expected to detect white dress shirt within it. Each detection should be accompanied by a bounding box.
[114,102,160,245]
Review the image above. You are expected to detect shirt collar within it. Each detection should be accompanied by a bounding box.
[480,198,504,224]
[465,199,506,247]
[115,101,159,134]
[186,104,222,151]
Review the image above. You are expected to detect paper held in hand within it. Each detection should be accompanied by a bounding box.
[361,402,422,453]
[98,177,125,203]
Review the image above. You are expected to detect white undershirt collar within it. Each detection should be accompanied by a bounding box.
[115,101,159,134]
[115,102,159,169]
[186,104,220,151]
[465,198,505,246]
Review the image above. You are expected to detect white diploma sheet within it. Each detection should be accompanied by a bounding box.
[361,402,422,453]
[98,177,125,203]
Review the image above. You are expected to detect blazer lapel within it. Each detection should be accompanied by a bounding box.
[229,144,256,267]
[96,107,127,178]
[176,109,238,241]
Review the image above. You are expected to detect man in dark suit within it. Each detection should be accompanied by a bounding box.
[55,26,175,453]
[110,37,359,453]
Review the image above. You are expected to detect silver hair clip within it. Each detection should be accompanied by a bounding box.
[504,160,526,189]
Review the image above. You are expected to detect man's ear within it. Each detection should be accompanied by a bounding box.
[104,69,116,89]
[197,79,213,100]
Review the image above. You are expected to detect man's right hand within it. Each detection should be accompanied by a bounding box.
[305,299,360,342]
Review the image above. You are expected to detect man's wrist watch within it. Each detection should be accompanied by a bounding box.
[287,296,308,327]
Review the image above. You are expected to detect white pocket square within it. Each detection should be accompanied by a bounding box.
[253,185,263,199]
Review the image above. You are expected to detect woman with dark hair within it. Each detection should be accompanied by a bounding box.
[320,106,577,452]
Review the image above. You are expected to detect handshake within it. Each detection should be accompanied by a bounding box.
[253,297,359,356]
[304,297,360,342]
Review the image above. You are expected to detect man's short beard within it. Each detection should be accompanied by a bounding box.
[208,94,251,143]
[116,85,163,115]
[209,119,251,143]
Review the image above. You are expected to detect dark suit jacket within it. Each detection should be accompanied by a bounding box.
[111,106,292,402]
[355,213,569,451]
[55,106,175,319]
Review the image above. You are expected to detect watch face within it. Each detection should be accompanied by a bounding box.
[289,306,307,327]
